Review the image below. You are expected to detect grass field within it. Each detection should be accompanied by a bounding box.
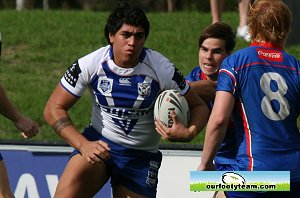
[0,10,299,145]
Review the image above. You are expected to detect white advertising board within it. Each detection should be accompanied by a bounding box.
[0,144,213,198]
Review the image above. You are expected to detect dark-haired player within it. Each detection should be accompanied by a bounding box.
[186,22,236,198]
[44,2,208,197]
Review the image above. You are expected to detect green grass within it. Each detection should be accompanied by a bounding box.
[0,10,299,145]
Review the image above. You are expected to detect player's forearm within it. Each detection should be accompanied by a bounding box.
[187,103,209,140]
[189,81,216,103]
[54,121,88,151]
[48,113,88,150]
[200,121,228,169]
[0,84,22,122]
[44,101,87,150]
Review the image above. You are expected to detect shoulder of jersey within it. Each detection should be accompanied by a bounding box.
[154,89,190,128]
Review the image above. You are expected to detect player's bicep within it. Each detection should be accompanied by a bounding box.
[211,91,234,124]
[44,83,79,124]
[49,83,79,110]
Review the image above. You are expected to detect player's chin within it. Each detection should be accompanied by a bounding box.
[124,50,137,58]
[202,70,216,77]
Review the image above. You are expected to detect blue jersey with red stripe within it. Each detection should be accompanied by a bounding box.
[186,66,237,167]
[217,42,300,181]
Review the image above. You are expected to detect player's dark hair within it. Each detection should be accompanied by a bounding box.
[199,22,236,53]
[104,1,150,45]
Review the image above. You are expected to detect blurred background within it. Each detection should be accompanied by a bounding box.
[0,0,299,146]
[1,0,239,12]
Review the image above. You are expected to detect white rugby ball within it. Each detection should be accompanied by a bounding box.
[154,89,190,127]
[222,172,245,185]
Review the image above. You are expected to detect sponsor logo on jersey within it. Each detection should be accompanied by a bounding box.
[64,61,82,87]
[138,82,151,97]
[172,67,187,90]
[257,49,283,62]
[119,78,131,86]
[98,78,113,94]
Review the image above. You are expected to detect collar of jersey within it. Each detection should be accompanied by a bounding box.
[250,42,283,50]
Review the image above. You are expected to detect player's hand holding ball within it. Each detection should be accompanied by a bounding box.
[154,89,191,142]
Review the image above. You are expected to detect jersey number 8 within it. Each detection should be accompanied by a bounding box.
[260,72,290,121]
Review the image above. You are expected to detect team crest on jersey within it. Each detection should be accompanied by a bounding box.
[98,78,113,94]
[138,83,151,97]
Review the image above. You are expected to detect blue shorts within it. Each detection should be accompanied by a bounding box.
[215,163,235,171]
[0,153,2,161]
[225,180,300,198]
[71,126,162,198]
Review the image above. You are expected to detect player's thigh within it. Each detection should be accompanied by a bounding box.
[113,185,147,198]
[0,160,14,198]
[55,154,109,198]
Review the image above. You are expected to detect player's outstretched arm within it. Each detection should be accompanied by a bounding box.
[198,91,234,171]
[0,83,39,138]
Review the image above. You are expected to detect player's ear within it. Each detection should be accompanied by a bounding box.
[109,33,114,44]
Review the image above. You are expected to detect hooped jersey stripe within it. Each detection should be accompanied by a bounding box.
[236,61,297,72]
[219,68,236,94]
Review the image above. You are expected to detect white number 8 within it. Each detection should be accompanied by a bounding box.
[260,72,290,121]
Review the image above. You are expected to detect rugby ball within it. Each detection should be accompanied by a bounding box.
[154,89,190,128]
[222,172,245,185]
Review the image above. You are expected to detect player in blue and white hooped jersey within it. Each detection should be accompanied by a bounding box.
[198,0,300,197]
[44,2,209,198]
